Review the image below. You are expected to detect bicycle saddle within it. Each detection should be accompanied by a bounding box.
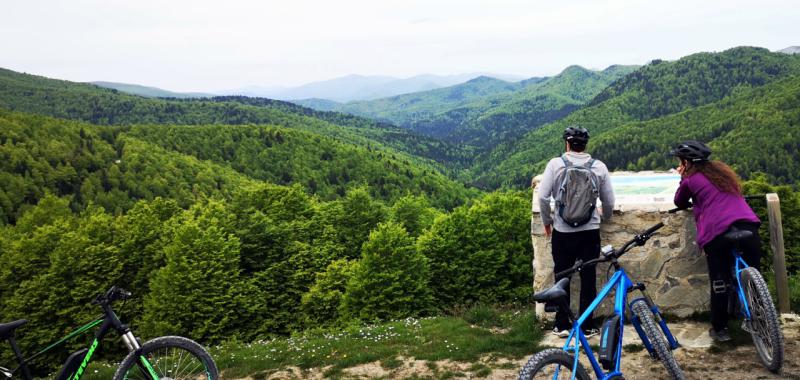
[0,319,27,339]
[724,229,753,245]
[533,277,570,302]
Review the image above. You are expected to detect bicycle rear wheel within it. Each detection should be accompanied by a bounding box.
[740,267,784,373]
[518,348,591,380]
[113,336,218,380]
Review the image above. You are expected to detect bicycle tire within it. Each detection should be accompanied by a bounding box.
[631,299,685,380]
[518,348,591,380]
[112,336,219,380]
[740,267,784,373]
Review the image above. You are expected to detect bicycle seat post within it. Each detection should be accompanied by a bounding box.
[7,335,32,379]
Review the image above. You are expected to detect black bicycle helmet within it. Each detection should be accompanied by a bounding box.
[563,126,589,146]
[669,140,711,162]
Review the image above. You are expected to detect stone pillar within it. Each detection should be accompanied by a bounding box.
[532,176,709,320]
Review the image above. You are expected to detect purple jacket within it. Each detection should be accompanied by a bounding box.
[674,173,760,249]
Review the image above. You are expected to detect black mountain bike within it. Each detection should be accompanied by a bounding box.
[0,286,218,380]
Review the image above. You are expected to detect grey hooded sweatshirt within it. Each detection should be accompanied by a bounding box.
[538,152,615,232]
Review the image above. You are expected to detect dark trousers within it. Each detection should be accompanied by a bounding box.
[551,228,600,331]
[703,221,762,332]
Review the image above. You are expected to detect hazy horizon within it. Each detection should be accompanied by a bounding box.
[2,0,798,92]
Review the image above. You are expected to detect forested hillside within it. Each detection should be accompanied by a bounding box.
[0,110,474,226]
[327,65,638,150]
[0,68,471,169]
[473,47,800,187]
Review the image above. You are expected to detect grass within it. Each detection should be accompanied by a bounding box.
[462,303,501,327]
[73,308,541,379]
[623,343,645,353]
[207,309,541,378]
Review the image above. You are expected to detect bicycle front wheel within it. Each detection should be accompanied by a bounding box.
[631,299,684,380]
[518,348,591,380]
[741,267,784,373]
[113,336,219,380]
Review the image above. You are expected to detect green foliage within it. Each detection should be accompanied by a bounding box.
[476,47,800,188]
[462,304,501,327]
[0,68,470,170]
[417,192,533,308]
[389,194,440,237]
[0,109,474,226]
[741,174,800,274]
[336,187,388,259]
[1,206,121,369]
[335,66,637,152]
[0,109,259,223]
[340,222,433,321]
[592,76,800,183]
[301,259,357,327]
[126,124,472,208]
[142,200,246,342]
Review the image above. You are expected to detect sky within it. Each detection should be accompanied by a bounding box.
[1,0,798,92]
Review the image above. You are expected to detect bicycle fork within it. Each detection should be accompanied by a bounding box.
[121,331,161,380]
[629,286,680,357]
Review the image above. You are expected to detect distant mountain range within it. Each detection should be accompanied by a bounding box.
[92,81,215,98]
[223,73,526,102]
[778,46,800,55]
[92,73,527,103]
[310,65,639,151]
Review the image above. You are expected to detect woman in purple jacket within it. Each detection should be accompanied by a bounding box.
[670,140,761,342]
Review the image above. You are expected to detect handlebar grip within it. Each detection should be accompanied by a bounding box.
[554,259,582,278]
[642,222,664,236]
[668,202,693,213]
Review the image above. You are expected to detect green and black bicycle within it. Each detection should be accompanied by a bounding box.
[0,286,218,380]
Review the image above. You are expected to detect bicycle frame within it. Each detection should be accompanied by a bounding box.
[3,303,157,380]
[732,249,753,320]
[557,267,679,380]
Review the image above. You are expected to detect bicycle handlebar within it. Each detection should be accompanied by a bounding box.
[92,286,132,306]
[668,202,692,214]
[553,222,665,278]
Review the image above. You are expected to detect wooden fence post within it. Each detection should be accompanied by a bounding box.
[766,193,791,313]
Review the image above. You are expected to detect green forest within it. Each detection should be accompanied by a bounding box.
[1,45,799,375]
[332,65,638,151]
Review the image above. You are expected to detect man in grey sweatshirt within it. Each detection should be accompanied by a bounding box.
[538,126,615,336]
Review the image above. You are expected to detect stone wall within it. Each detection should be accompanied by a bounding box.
[531,177,709,319]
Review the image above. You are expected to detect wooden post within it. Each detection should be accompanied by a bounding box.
[766,193,791,313]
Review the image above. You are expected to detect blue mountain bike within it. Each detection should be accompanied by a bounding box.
[671,205,784,372]
[519,222,684,380]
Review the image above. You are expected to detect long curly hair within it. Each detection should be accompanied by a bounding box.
[683,160,742,194]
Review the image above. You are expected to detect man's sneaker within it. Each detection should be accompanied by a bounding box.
[709,328,732,342]
[583,328,600,338]
[552,327,570,338]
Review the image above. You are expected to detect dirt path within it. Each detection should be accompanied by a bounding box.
[233,314,800,379]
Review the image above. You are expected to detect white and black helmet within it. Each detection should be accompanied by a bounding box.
[563,126,589,147]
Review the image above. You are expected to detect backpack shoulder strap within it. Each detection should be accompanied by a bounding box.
[584,159,596,169]
[561,154,573,168]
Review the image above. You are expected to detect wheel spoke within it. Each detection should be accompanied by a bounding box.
[124,343,211,380]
